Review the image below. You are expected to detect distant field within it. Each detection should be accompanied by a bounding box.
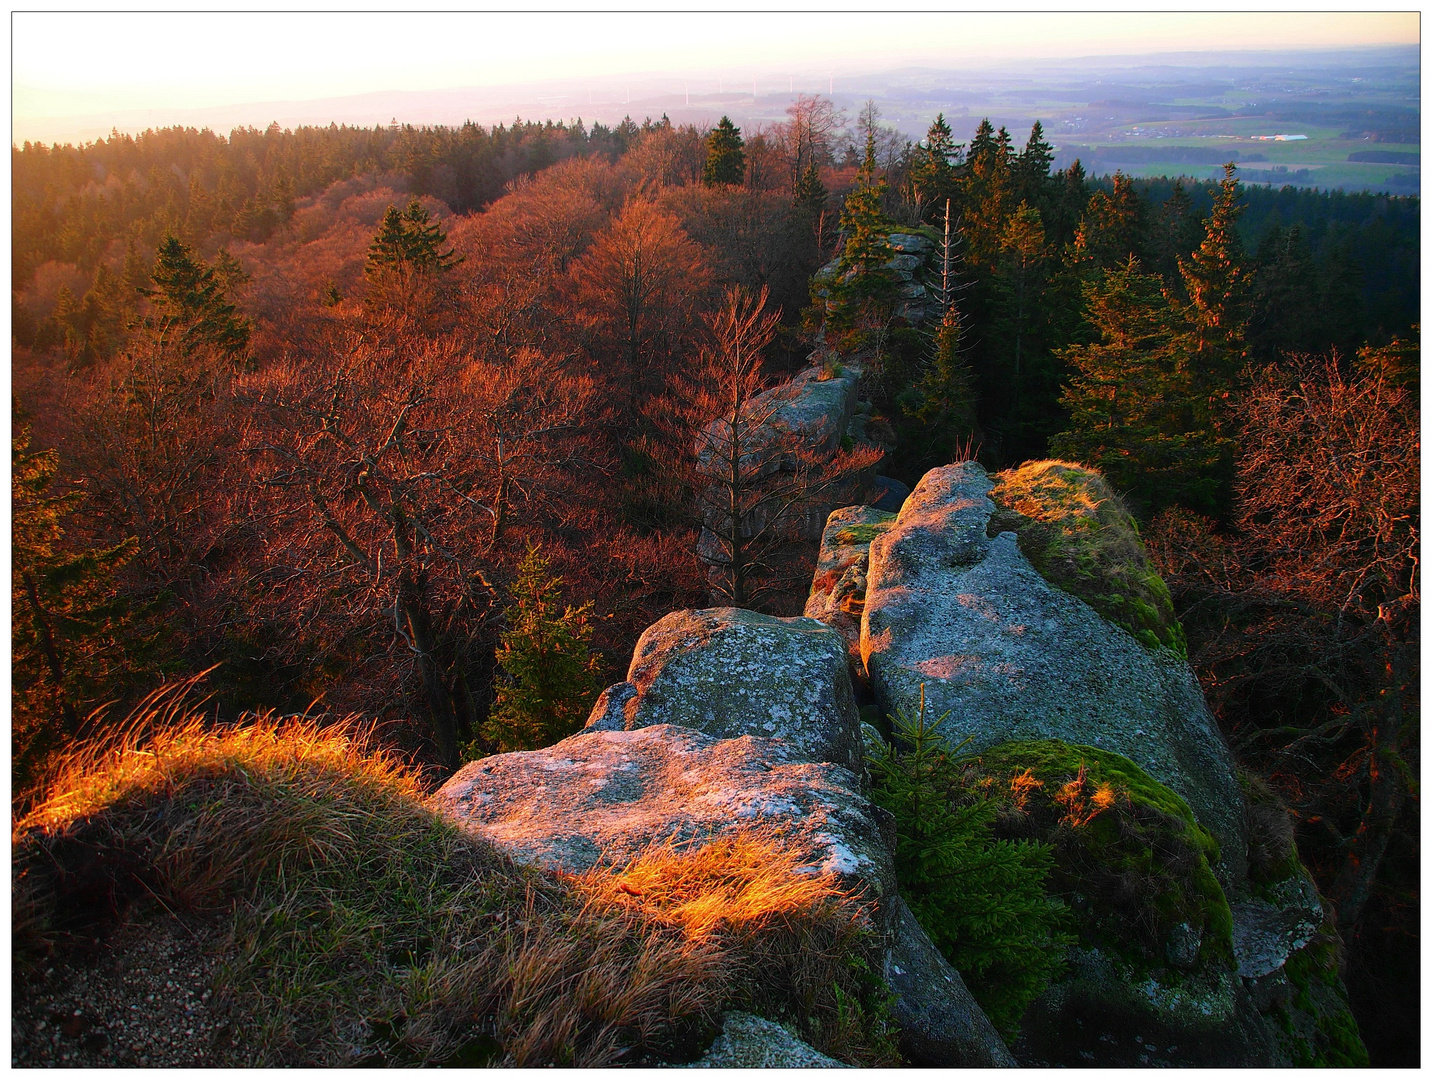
[1055,130,1419,193]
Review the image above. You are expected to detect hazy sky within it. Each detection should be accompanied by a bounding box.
[11,10,1419,140]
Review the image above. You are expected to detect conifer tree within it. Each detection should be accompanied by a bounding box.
[702,116,746,186]
[910,113,960,218]
[794,162,827,212]
[1178,163,1252,410]
[479,547,602,755]
[145,235,251,359]
[1012,121,1055,208]
[1050,258,1230,514]
[13,418,144,792]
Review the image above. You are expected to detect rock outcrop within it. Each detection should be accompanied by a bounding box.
[584,608,864,774]
[885,896,1017,1067]
[433,724,895,904]
[695,360,875,573]
[811,230,937,325]
[804,506,897,676]
[857,461,1247,880]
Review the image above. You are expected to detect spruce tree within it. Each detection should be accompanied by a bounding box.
[1050,258,1231,515]
[1012,121,1055,208]
[910,113,960,218]
[13,419,144,792]
[145,235,251,359]
[703,116,746,186]
[1178,163,1252,410]
[479,547,602,755]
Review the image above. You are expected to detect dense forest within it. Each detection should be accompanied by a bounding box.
[11,100,1419,1063]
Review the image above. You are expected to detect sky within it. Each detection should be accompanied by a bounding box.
[11,10,1419,144]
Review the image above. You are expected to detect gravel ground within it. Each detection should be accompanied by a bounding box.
[12,914,242,1068]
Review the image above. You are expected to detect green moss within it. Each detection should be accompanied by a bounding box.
[1278,933,1370,1067]
[834,512,897,547]
[987,461,1187,658]
[961,740,1233,971]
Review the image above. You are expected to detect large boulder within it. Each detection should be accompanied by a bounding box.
[884,896,1017,1067]
[585,608,864,775]
[431,724,896,905]
[859,461,1247,882]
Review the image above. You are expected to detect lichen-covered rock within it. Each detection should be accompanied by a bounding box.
[860,461,1247,880]
[884,896,1016,1067]
[804,506,897,672]
[679,1012,849,1068]
[695,362,862,481]
[432,724,896,905]
[1232,879,1323,979]
[587,608,864,774]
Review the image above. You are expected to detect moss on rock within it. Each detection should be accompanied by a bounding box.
[987,461,1186,657]
[958,739,1232,972]
[1276,930,1370,1067]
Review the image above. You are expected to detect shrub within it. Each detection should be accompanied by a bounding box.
[867,690,1072,1038]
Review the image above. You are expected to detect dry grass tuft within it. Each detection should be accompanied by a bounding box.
[14,683,900,1067]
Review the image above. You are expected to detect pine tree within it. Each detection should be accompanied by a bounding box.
[479,547,602,755]
[703,116,746,186]
[991,202,1049,428]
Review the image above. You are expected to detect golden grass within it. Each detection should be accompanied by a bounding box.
[13,681,900,1066]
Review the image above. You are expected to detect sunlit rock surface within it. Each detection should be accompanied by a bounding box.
[584,607,864,774]
[804,505,897,675]
[433,724,895,904]
[860,461,1247,881]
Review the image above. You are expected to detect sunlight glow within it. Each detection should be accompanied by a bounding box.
[12,11,1419,141]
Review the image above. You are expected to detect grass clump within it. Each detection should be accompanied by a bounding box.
[867,690,1073,1039]
[959,739,1233,973]
[14,681,900,1067]
[987,460,1187,657]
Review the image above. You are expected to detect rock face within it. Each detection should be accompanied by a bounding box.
[432,724,896,904]
[1232,871,1323,980]
[585,608,864,774]
[679,1012,849,1068]
[804,506,897,675]
[884,896,1017,1067]
[812,230,936,325]
[858,462,1247,880]
[695,361,873,568]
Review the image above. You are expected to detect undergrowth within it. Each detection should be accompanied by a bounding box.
[987,460,1187,657]
[14,681,900,1067]
[867,689,1073,1039]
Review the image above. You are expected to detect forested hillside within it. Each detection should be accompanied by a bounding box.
[11,100,1418,1063]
